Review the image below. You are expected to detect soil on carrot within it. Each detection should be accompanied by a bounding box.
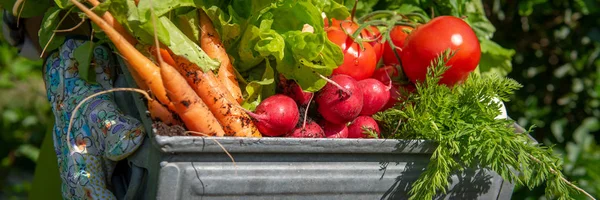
[153,121,187,136]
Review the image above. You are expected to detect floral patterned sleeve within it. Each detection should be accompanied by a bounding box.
[44,38,145,199]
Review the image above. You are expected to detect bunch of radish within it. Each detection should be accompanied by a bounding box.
[247,74,391,139]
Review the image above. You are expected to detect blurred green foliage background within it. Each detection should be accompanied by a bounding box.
[0,10,54,199]
[0,0,598,199]
[489,0,600,199]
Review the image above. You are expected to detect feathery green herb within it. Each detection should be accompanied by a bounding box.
[374,50,583,200]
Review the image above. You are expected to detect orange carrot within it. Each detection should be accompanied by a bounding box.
[198,10,243,104]
[160,62,226,136]
[149,46,177,67]
[88,0,137,45]
[87,0,148,91]
[148,100,181,126]
[167,53,261,137]
[70,0,175,112]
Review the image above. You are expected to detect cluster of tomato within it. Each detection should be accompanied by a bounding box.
[324,14,482,92]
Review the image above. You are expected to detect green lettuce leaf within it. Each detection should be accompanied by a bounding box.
[201,5,243,49]
[174,8,201,44]
[234,20,285,72]
[312,0,350,20]
[242,60,276,110]
[231,0,344,92]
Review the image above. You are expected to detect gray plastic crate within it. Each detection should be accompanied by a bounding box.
[111,58,517,200]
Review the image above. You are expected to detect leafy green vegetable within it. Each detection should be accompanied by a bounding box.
[105,0,152,41]
[73,41,95,83]
[135,0,196,23]
[156,17,220,72]
[229,0,344,92]
[241,60,276,110]
[479,39,515,77]
[312,0,350,20]
[106,0,220,72]
[38,6,66,55]
[174,9,201,44]
[202,5,242,49]
[374,51,579,200]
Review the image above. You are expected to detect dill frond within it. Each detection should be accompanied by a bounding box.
[374,49,584,200]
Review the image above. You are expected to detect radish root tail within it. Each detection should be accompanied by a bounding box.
[318,74,352,96]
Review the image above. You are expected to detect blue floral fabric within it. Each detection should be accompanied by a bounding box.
[43,38,145,199]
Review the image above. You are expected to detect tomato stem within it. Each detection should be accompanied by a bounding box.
[384,29,408,84]
[357,10,397,23]
[404,13,430,23]
[393,21,417,28]
[350,20,387,39]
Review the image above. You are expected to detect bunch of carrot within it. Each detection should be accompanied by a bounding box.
[72,0,261,137]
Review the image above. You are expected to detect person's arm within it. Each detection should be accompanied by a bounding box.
[4,6,146,199]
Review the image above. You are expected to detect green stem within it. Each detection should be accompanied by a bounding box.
[394,21,418,28]
[357,10,398,23]
[404,12,430,23]
[350,20,380,39]
[383,23,408,83]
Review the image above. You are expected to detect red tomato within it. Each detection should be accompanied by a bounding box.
[401,16,481,86]
[327,29,377,81]
[327,18,384,63]
[327,18,359,33]
[382,25,414,66]
[362,26,384,62]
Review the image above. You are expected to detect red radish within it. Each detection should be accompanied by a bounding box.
[371,65,399,84]
[348,116,381,138]
[245,94,300,137]
[321,120,348,138]
[316,74,364,124]
[358,78,390,116]
[382,84,416,110]
[286,121,325,138]
[283,81,314,106]
[382,84,401,110]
